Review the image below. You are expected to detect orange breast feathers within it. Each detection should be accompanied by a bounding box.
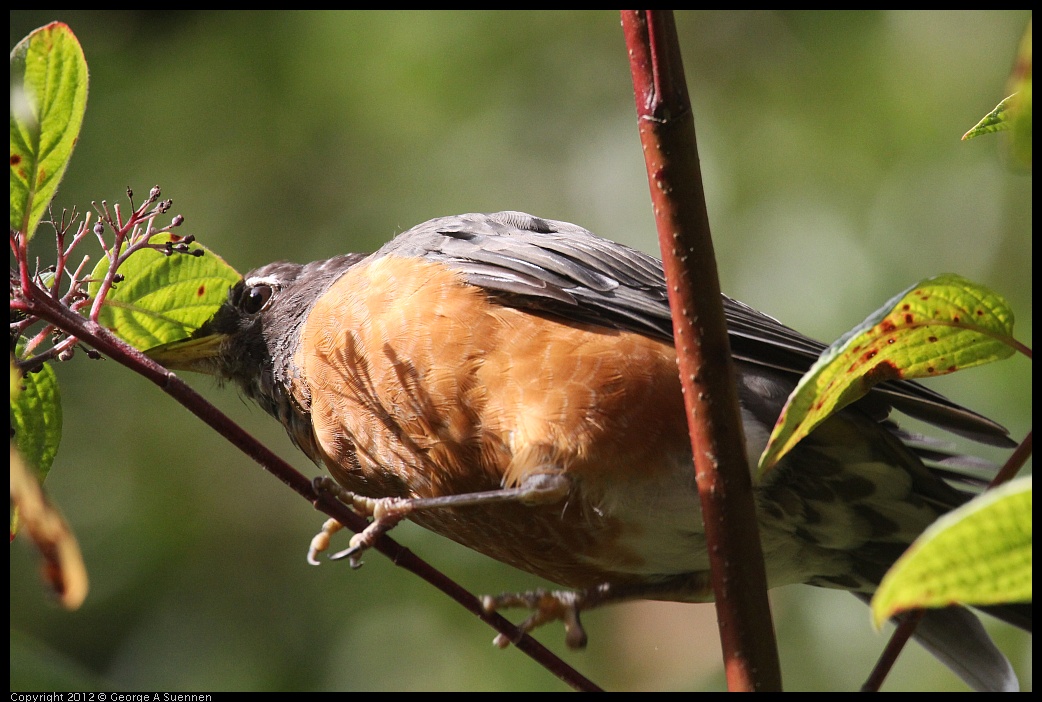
[297,254,691,502]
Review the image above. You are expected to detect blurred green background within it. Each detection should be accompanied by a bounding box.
[10,10,1031,692]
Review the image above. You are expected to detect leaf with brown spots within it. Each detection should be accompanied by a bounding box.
[758,274,1016,474]
[88,234,241,351]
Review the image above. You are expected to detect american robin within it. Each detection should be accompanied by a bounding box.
[148,211,1028,690]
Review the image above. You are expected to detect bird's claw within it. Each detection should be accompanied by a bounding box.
[307,493,415,568]
[307,517,345,565]
[482,588,590,650]
[328,539,366,569]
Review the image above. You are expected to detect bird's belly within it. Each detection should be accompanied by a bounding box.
[300,255,711,586]
[299,255,873,595]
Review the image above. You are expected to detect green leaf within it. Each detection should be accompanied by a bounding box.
[962,22,1031,168]
[871,476,1032,627]
[10,22,89,240]
[758,275,1015,473]
[962,94,1016,140]
[10,359,63,483]
[88,235,242,351]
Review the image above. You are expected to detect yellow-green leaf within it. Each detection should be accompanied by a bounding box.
[10,358,62,483]
[88,235,242,351]
[871,476,1032,628]
[758,275,1015,474]
[962,22,1031,168]
[962,94,1016,140]
[10,22,89,240]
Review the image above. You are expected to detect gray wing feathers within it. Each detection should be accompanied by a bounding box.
[375,211,1011,447]
[852,594,1018,692]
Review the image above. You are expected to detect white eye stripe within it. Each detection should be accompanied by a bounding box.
[245,275,282,289]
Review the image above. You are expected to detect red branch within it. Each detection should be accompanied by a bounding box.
[621,10,781,691]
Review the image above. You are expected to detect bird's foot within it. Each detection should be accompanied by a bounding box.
[307,477,415,568]
[307,473,571,567]
[482,584,616,650]
[327,496,414,568]
[483,574,713,650]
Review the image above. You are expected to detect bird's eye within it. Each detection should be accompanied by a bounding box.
[241,284,274,315]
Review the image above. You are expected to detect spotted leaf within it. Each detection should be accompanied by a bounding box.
[758,274,1016,474]
[88,234,241,351]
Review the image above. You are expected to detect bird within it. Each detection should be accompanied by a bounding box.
[148,211,1029,690]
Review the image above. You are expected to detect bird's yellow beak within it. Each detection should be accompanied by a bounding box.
[145,333,227,375]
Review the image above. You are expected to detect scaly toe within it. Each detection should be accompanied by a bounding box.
[482,588,589,650]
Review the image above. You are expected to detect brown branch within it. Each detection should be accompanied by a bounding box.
[621,10,781,691]
[861,610,925,692]
[991,430,1032,487]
